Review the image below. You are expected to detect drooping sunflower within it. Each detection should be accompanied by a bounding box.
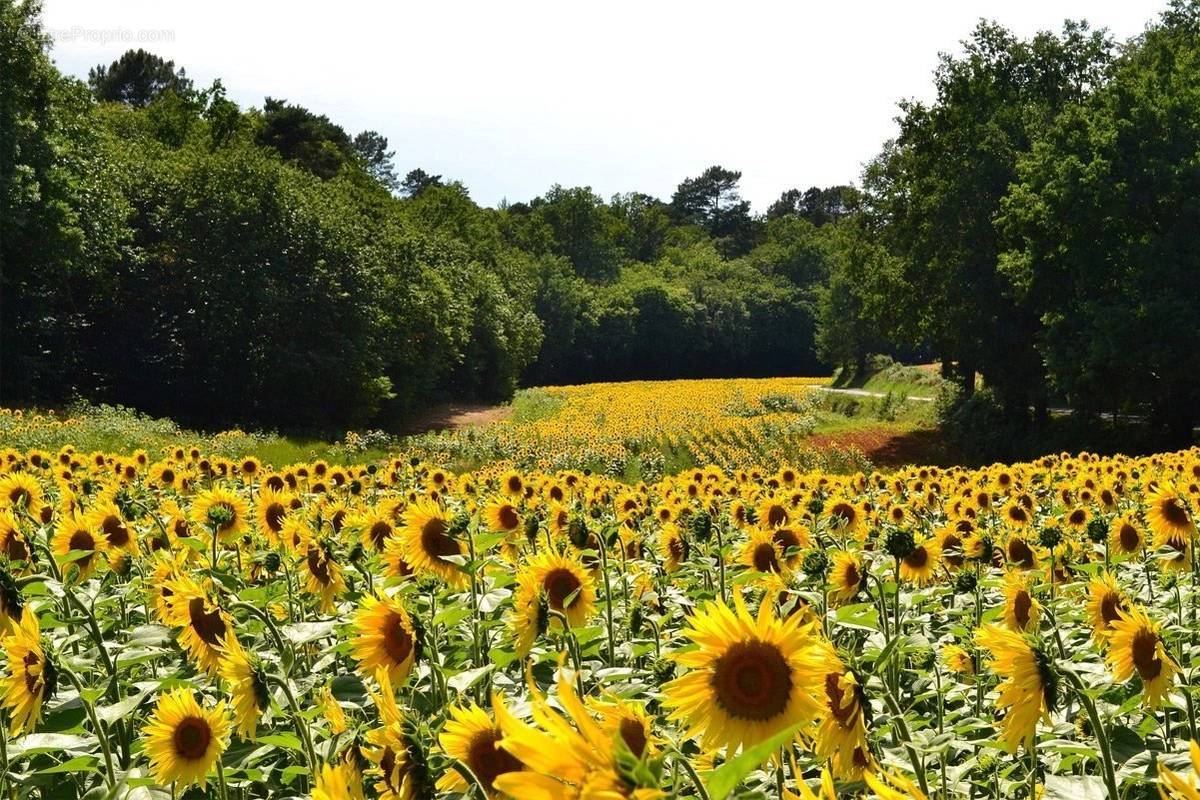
[1146,485,1196,547]
[320,684,349,735]
[191,487,249,543]
[436,702,524,797]
[165,575,233,676]
[1084,573,1127,644]
[303,542,347,613]
[218,634,271,738]
[1,608,57,734]
[143,688,230,788]
[510,550,596,656]
[492,669,664,800]
[52,511,107,581]
[811,642,871,779]
[1109,514,1145,559]
[974,624,1055,753]
[658,522,689,572]
[586,693,660,761]
[827,551,864,606]
[662,593,828,751]
[1001,571,1041,632]
[400,500,466,587]
[351,594,420,685]
[1107,605,1178,708]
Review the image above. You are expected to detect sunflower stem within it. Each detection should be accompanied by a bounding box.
[268,673,318,776]
[673,751,711,800]
[1061,670,1118,800]
[714,522,727,604]
[880,682,930,797]
[229,600,293,670]
[60,663,117,790]
[1026,736,1037,800]
[215,750,230,800]
[596,529,616,667]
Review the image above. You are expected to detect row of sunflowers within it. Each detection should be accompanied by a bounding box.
[1,443,1200,798]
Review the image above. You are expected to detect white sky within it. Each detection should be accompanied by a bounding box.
[43,1,1163,211]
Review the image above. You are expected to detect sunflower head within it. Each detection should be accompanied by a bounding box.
[142,688,231,788]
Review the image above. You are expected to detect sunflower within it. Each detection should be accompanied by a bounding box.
[771,526,811,571]
[1001,571,1041,632]
[824,497,864,537]
[85,499,139,557]
[320,684,348,734]
[586,694,660,760]
[0,510,29,565]
[400,500,466,587]
[52,511,107,581]
[658,522,689,572]
[436,703,523,797]
[492,669,664,800]
[863,768,930,800]
[1109,514,1145,558]
[255,487,293,543]
[740,527,787,576]
[218,634,270,738]
[941,644,975,676]
[1158,739,1200,800]
[142,687,230,788]
[313,761,365,800]
[1146,485,1196,546]
[974,624,1055,753]
[662,593,827,751]
[351,594,420,685]
[357,509,396,553]
[191,487,249,543]
[1107,605,1178,708]
[811,642,870,779]
[827,551,864,605]
[1005,533,1038,570]
[499,470,525,498]
[303,542,346,613]
[1085,573,1127,644]
[0,473,42,511]
[1,608,57,734]
[899,535,942,585]
[364,671,434,800]
[484,498,522,534]
[165,575,233,676]
[510,550,596,656]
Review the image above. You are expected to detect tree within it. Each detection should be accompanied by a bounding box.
[766,185,861,225]
[256,97,353,179]
[670,165,761,257]
[868,20,1112,415]
[88,48,193,107]
[352,130,399,192]
[1001,1,1200,442]
[401,168,443,197]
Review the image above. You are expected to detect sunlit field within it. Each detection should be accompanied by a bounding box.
[2,411,1200,799]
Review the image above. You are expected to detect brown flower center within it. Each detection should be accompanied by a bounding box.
[101,515,130,548]
[1013,590,1033,629]
[264,503,286,533]
[752,543,781,574]
[619,717,648,758]
[710,640,793,721]
[421,516,460,560]
[543,568,582,611]
[382,611,414,665]
[824,672,859,727]
[1008,538,1034,568]
[1131,628,1163,682]
[173,716,212,760]
[467,728,523,789]
[188,597,227,646]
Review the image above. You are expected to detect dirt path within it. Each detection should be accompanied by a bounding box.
[399,403,510,435]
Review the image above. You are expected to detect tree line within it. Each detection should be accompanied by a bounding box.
[4,0,1199,444]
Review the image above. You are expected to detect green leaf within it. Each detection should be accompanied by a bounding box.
[703,723,802,800]
[282,620,336,644]
[33,755,99,775]
[8,734,94,760]
[256,732,305,751]
[1041,775,1107,800]
[448,664,494,694]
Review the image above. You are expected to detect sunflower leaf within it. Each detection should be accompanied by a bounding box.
[702,722,804,800]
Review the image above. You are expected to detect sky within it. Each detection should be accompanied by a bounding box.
[43,1,1164,211]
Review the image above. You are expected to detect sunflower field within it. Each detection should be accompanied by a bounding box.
[2,438,1200,799]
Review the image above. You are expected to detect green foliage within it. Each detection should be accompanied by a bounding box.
[87,48,193,108]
